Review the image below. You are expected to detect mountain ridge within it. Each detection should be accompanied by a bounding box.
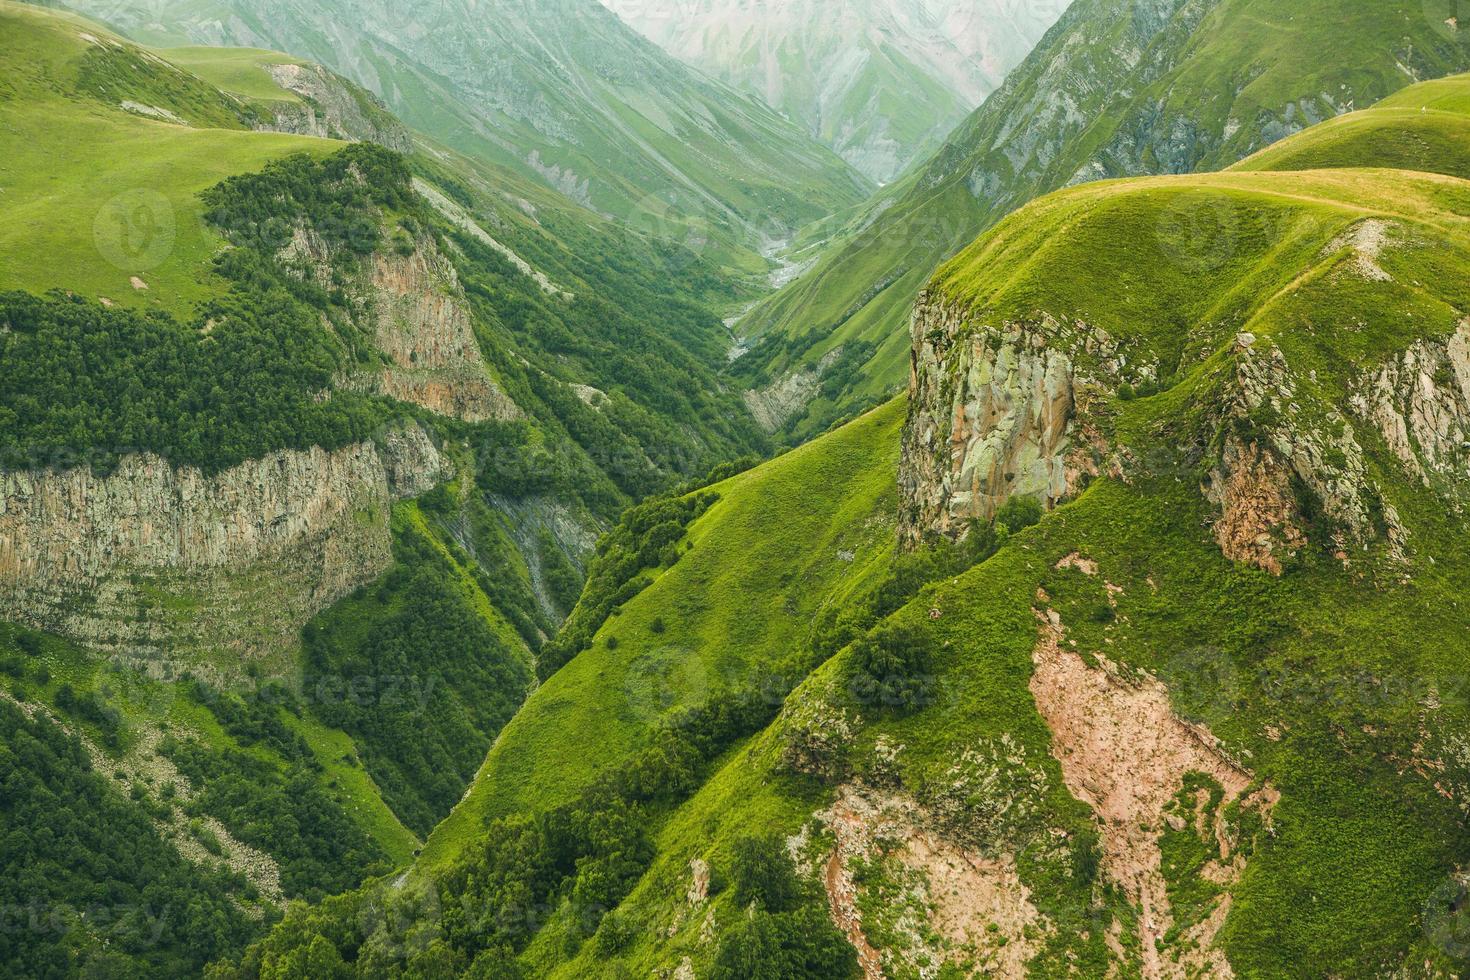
[213,69,1470,977]
[730,0,1470,441]
[598,0,1066,183]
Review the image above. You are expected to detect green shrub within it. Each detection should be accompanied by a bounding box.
[849,622,935,714]
[994,495,1044,534]
[710,906,858,980]
[730,834,801,912]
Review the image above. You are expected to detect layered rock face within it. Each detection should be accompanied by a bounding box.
[899,292,1124,545]
[0,171,523,672]
[0,425,444,675]
[367,239,521,423]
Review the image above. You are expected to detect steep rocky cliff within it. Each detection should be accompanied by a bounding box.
[898,294,1449,576]
[899,294,1129,542]
[1351,320,1470,508]
[364,236,521,423]
[0,149,530,672]
[0,423,443,676]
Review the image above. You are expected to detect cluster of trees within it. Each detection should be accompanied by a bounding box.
[537,491,718,680]
[52,683,124,749]
[438,163,768,480]
[711,836,858,980]
[0,144,429,477]
[0,288,386,475]
[302,519,534,837]
[538,528,584,617]
[849,623,935,715]
[185,680,316,765]
[467,414,625,520]
[0,702,259,977]
[162,735,390,901]
[201,144,415,264]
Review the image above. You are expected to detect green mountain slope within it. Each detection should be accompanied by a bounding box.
[731,0,1470,442]
[421,398,906,866]
[0,2,330,316]
[0,4,788,970]
[61,0,873,282]
[221,72,1470,977]
[1235,73,1470,180]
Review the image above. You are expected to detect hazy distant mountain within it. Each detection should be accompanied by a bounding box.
[599,0,1068,182]
[66,0,872,271]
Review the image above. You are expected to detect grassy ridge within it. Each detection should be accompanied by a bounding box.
[157,45,304,104]
[0,2,335,316]
[1236,73,1470,179]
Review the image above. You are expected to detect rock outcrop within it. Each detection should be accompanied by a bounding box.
[899,296,1427,572]
[0,424,444,676]
[1350,319,1470,508]
[257,62,414,153]
[1201,435,1305,576]
[1210,334,1411,570]
[277,222,520,424]
[366,237,521,423]
[899,291,1129,544]
[744,347,844,433]
[1031,601,1277,978]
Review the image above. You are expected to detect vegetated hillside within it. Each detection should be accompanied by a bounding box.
[0,3,782,970]
[221,79,1470,977]
[730,0,1470,443]
[599,0,1064,184]
[1233,73,1470,180]
[61,0,873,283]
